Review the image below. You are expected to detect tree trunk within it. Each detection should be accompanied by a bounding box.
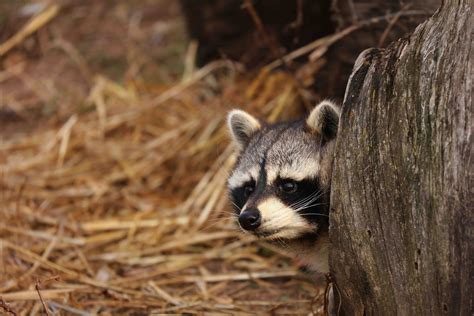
[330,0,472,314]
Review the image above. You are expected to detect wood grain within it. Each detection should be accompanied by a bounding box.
[330,0,473,314]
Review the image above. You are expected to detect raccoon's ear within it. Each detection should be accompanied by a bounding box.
[227,109,261,150]
[306,100,340,140]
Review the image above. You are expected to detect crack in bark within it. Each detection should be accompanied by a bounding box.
[329,1,472,314]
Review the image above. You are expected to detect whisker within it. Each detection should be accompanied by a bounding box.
[294,202,328,213]
[288,189,323,209]
[292,189,328,211]
[276,237,289,249]
[229,201,242,211]
[289,189,327,210]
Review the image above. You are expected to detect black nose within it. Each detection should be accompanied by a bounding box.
[238,208,261,231]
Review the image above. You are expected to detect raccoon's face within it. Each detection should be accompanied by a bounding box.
[227,101,340,241]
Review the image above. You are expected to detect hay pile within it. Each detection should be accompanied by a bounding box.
[0,0,435,314]
[0,6,326,311]
[0,2,333,314]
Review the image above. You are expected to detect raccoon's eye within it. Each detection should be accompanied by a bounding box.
[243,184,254,198]
[280,180,297,194]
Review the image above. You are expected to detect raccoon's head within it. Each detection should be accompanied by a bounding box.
[227,101,340,241]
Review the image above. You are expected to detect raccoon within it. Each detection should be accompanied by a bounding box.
[226,100,340,273]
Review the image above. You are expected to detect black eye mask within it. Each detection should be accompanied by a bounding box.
[230,179,255,214]
[275,177,328,224]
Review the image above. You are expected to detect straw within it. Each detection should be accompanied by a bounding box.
[0,3,326,314]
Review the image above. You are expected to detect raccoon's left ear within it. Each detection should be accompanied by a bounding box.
[227,109,261,150]
[306,100,340,140]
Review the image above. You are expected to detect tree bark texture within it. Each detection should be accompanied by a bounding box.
[330,0,472,315]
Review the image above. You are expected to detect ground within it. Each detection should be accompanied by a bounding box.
[0,1,326,315]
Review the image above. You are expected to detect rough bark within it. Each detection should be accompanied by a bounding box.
[330,0,472,315]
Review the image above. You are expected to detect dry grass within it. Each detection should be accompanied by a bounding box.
[0,2,326,314]
[0,1,429,314]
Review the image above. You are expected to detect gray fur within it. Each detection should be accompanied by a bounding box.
[229,122,328,187]
[226,101,340,273]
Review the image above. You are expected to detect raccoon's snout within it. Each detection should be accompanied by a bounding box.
[238,208,261,231]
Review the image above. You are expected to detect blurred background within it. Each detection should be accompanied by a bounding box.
[0,0,438,314]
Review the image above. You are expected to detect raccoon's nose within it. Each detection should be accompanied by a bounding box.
[238,208,261,231]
